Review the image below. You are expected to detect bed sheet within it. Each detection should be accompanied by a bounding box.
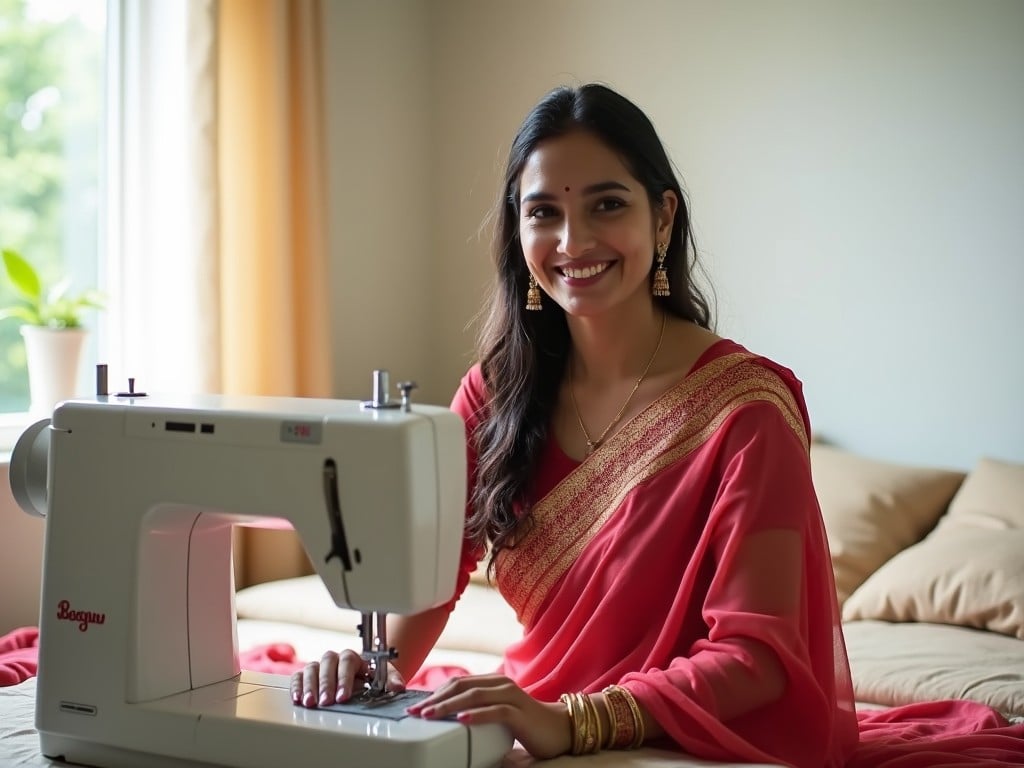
[0,677,778,768]
[1,677,60,767]
[0,619,781,768]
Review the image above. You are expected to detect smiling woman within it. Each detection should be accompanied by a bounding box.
[517,131,677,320]
[293,83,1024,767]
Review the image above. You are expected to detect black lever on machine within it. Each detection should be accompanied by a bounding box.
[322,458,352,572]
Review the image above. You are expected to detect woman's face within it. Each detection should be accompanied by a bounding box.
[517,130,676,318]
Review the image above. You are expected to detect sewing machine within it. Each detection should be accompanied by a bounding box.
[10,370,512,768]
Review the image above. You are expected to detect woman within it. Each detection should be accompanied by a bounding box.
[293,84,1024,766]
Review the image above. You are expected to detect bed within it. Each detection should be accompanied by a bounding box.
[3,446,1022,766]
[0,651,771,768]
[227,446,1024,722]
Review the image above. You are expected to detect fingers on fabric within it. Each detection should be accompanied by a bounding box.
[334,649,366,703]
[292,649,406,708]
[289,650,355,708]
[405,675,569,758]
[289,668,303,704]
[292,660,319,708]
[408,675,519,719]
[387,664,407,694]
[318,651,341,705]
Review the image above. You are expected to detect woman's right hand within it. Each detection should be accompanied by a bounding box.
[290,649,407,708]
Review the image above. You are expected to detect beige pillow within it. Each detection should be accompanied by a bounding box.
[940,456,1024,530]
[842,528,1024,638]
[810,443,965,604]
[842,457,1024,639]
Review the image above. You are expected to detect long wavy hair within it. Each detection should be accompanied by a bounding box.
[467,84,715,572]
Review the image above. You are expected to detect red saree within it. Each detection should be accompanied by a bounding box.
[449,340,1024,767]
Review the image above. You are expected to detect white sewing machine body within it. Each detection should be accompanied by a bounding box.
[12,388,511,768]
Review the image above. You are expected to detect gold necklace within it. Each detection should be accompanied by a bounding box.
[569,312,667,456]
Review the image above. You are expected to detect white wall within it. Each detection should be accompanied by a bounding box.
[322,0,439,402]
[325,0,1024,470]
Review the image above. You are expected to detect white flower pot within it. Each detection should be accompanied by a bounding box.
[20,326,87,417]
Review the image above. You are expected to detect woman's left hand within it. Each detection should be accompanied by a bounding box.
[406,674,571,759]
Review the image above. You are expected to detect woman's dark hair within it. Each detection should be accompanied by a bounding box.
[468,83,714,571]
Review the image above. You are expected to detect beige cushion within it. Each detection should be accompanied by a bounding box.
[941,455,1024,530]
[842,457,1024,639]
[810,443,965,603]
[236,575,522,657]
[842,528,1024,638]
[843,619,1024,717]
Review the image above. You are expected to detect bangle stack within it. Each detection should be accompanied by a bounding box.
[559,685,646,755]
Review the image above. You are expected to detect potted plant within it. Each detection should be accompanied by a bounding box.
[0,248,104,415]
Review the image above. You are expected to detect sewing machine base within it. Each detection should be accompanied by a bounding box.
[39,672,510,768]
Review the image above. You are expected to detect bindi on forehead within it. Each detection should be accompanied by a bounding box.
[564,186,570,192]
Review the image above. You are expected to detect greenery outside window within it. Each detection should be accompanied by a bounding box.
[0,0,106,420]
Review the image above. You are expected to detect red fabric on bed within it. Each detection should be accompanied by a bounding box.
[0,626,39,686]
[235,642,469,691]
[0,628,309,683]
[0,628,311,684]
[0,627,467,691]
[238,643,305,675]
[852,701,1024,766]
[407,664,470,690]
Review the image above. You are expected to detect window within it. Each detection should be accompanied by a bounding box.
[0,0,107,417]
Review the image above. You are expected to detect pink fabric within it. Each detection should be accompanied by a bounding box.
[0,630,310,682]
[449,342,1024,767]
[407,664,470,691]
[0,627,464,694]
[232,644,463,691]
[238,642,305,675]
[0,626,39,686]
[854,701,1024,766]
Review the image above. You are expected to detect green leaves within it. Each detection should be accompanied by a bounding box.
[0,247,103,328]
[2,249,41,301]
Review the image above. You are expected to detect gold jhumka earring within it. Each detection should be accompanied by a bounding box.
[652,242,670,297]
[526,274,542,311]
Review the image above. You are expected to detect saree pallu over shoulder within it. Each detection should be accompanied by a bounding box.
[494,350,808,629]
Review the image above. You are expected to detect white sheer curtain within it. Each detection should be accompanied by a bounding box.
[103,0,220,396]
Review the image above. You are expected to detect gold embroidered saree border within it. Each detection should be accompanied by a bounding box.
[495,352,807,627]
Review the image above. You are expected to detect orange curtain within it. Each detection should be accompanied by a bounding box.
[218,0,329,586]
[217,0,331,399]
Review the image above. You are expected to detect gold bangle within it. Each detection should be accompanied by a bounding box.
[601,691,618,750]
[619,686,646,749]
[582,693,602,755]
[577,692,598,755]
[560,692,592,755]
[561,696,585,753]
[602,685,636,749]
